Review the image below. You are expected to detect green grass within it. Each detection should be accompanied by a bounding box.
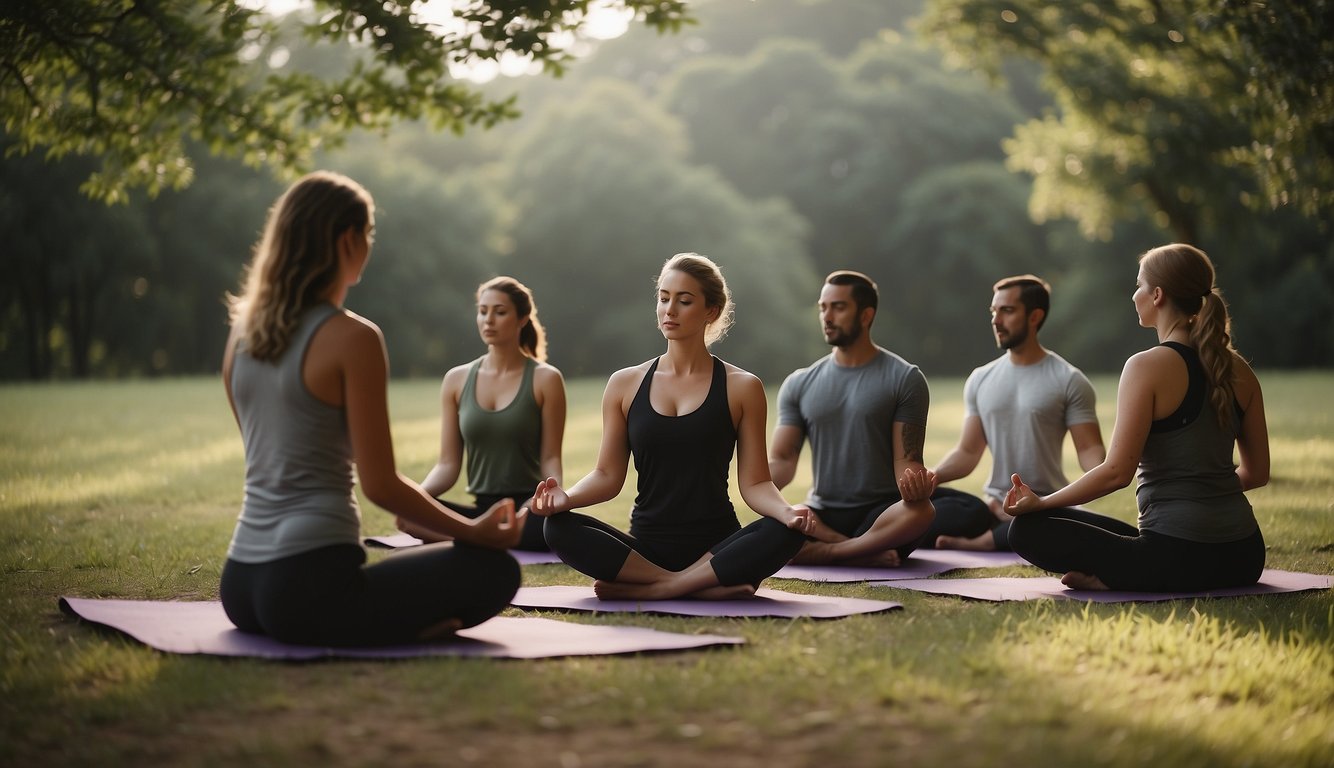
[1,373,1331,767]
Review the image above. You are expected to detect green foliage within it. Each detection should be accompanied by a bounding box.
[501,80,823,380]
[921,0,1334,233]
[0,0,691,203]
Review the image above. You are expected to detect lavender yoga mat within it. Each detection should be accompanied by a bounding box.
[363,534,562,565]
[511,585,900,618]
[58,597,742,659]
[773,549,1026,583]
[872,569,1332,603]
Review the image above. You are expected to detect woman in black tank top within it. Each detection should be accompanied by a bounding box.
[1004,244,1268,592]
[532,253,813,600]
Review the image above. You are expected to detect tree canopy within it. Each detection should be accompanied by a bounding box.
[1,0,689,202]
[921,0,1334,237]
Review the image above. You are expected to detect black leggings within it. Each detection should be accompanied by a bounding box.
[815,499,923,559]
[542,512,806,588]
[1008,509,1266,591]
[443,493,549,551]
[919,487,1015,550]
[220,543,520,646]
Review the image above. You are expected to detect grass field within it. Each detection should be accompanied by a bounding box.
[1,372,1331,767]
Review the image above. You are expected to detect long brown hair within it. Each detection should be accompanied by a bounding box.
[477,276,547,362]
[1139,243,1238,425]
[227,171,373,361]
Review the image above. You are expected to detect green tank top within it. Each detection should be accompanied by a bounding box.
[458,356,543,496]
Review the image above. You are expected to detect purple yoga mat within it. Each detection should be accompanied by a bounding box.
[363,534,562,565]
[773,549,1026,583]
[872,569,1333,603]
[511,585,900,618]
[58,597,742,659]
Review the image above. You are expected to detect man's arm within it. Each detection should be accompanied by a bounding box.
[931,414,987,483]
[1069,421,1106,472]
[768,424,804,491]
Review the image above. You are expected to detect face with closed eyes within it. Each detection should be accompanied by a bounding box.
[656,269,719,341]
[476,289,526,347]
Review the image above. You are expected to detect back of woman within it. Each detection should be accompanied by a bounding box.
[220,171,521,646]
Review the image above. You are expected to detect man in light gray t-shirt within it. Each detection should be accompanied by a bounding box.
[769,271,937,566]
[926,275,1106,551]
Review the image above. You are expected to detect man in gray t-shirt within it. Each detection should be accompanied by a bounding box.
[769,271,937,566]
[925,275,1106,551]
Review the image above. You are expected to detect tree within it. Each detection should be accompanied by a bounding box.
[1,0,690,203]
[920,0,1334,236]
[501,80,823,381]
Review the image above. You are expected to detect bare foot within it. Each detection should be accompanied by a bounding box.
[935,532,996,551]
[593,579,757,601]
[1061,571,1109,590]
[686,584,757,601]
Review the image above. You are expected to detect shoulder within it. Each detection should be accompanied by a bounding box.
[875,347,923,376]
[533,360,565,384]
[1230,352,1262,404]
[316,308,383,355]
[778,355,825,393]
[605,359,654,395]
[442,361,472,391]
[722,360,764,395]
[1121,345,1182,385]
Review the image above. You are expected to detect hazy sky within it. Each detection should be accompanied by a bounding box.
[240,0,633,81]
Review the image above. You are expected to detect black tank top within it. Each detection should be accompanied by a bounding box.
[627,356,741,546]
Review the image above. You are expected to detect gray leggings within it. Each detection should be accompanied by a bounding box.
[221,542,519,646]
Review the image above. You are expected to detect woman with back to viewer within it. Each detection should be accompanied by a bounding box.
[220,171,522,645]
[398,276,565,551]
[1005,243,1268,591]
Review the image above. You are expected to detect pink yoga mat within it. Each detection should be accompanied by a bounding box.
[872,569,1332,603]
[363,534,562,565]
[511,585,900,618]
[773,549,1026,583]
[59,597,742,659]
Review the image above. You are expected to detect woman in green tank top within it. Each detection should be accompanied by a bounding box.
[398,277,566,551]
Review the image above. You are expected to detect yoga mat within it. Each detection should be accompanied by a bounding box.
[872,569,1332,603]
[58,597,742,659]
[511,585,900,618]
[363,534,562,565]
[773,549,1026,583]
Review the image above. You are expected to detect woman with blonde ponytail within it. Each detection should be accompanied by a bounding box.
[400,276,566,551]
[1005,243,1269,591]
[220,172,522,646]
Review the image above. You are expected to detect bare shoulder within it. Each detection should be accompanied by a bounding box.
[326,308,382,342]
[1230,352,1262,401]
[441,362,471,396]
[723,361,764,396]
[311,308,383,357]
[533,361,566,387]
[606,360,652,392]
[1124,345,1179,377]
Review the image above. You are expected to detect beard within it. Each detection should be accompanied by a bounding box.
[996,323,1029,350]
[826,321,863,348]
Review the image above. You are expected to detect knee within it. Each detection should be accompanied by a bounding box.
[541,512,578,552]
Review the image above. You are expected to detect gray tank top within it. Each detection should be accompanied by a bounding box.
[1135,342,1257,543]
[226,304,361,563]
